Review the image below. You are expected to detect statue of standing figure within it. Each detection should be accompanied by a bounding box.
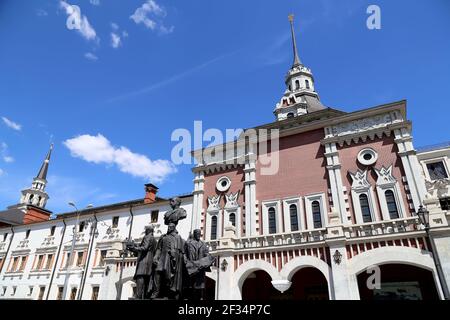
[184,229,216,300]
[125,225,157,299]
[151,197,187,300]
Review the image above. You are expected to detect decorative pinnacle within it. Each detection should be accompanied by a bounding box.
[288,13,301,67]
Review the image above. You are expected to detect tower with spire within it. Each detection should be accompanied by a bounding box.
[19,144,53,209]
[273,14,326,121]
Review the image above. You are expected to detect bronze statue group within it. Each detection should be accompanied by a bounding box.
[126,197,216,300]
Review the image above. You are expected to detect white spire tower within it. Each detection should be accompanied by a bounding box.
[19,144,53,209]
[274,14,325,121]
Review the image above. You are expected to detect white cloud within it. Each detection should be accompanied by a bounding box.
[36,9,48,17]
[2,117,22,131]
[122,30,129,38]
[0,168,4,176]
[130,0,173,34]
[111,32,121,48]
[60,1,97,42]
[84,52,98,61]
[90,0,101,5]
[1,142,14,163]
[63,134,176,182]
[111,22,119,30]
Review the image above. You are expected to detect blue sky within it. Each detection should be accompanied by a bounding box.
[1,0,449,213]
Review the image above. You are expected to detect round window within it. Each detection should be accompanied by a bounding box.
[357,148,378,166]
[216,176,231,192]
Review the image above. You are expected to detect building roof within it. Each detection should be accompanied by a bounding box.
[417,141,450,153]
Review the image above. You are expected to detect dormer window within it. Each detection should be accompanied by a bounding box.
[289,97,296,104]
[287,113,295,118]
[282,99,288,106]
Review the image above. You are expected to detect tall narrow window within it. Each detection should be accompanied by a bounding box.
[25,230,31,239]
[79,221,85,232]
[312,201,322,228]
[268,207,277,234]
[385,190,399,219]
[289,204,299,231]
[11,257,19,272]
[3,233,7,242]
[359,194,372,223]
[151,210,159,223]
[112,216,119,228]
[76,251,84,267]
[211,216,218,240]
[56,287,64,300]
[50,226,56,236]
[295,80,300,90]
[99,250,107,266]
[70,287,77,300]
[91,286,99,300]
[229,213,236,227]
[305,79,310,89]
[36,255,44,270]
[65,252,72,268]
[19,256,27,271]
[46,254,53,270]
[38,287,45,300]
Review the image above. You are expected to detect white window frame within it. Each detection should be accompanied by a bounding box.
[223,207,241,238]
[262,200,282,235]
[282,197,304,233]
[350,188,379,225]
[421,157,449,181]
[376,183,407,221]
[304,193,328,230]
[205,209,222,241]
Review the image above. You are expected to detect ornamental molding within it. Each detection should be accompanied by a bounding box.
[207,195,221,212]
[224,191,240,209]
[425,178,450,198]
[325,112,403,138]
[374,165,397,186]
[323,111,405,146]
[349,170,371,190]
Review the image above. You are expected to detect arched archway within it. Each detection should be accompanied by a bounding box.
[283,267,329,300]
[357,264,439,300]
[242,270,283,300]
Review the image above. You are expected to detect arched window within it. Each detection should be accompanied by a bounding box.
[385,190,399,219]
[287,112,294,118]
[211,216,218,240]
[229,212,236,227]
[295,80,300,90]
[28,194,34,204]
[305,79,310,89]
[359,194,372,223]
[312,201,322,228]
[289,204,299,231]
[268,207,277,234]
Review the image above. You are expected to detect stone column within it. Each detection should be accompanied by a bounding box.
[244,156,257,236]
[394,127,427,211]
[192,171,205,231]
[326,208,359,300]
[324,143,349,225]
[216,226,239,300]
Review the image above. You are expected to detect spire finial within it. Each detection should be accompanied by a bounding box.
[288,13,301,67]
[36,143,53,180]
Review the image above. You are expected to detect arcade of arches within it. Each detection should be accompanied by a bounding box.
[238,264,440,300]
[242,267,329,300]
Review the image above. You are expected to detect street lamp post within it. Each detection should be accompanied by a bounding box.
[417,205,450,300]
[61,202,93,300]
